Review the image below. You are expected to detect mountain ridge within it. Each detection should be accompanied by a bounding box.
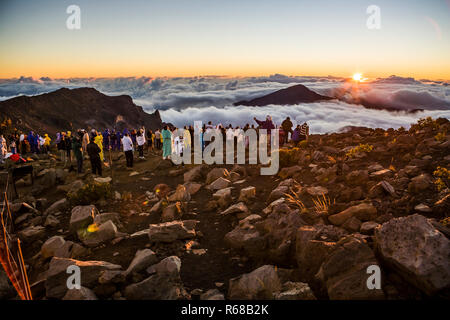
[0,87,166,135]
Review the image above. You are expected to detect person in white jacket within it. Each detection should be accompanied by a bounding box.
[122,132,134,168]
[136,129,146,159]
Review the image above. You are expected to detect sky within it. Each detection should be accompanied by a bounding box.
[0,0,449,80]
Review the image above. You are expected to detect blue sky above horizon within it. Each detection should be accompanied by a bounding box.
[1,0,449,79]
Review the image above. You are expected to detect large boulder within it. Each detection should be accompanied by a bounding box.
[295,225,347,283]
[228,265,281,299]
[45,257,121,299]
[375,214,450,295]
[69,205,98,233]
[148,220,198,242]
[316,235,385,300]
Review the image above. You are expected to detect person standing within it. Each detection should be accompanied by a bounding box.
[254,115,275,135]
[281,117,293,144]
[0,135,7,164]
[58,133,66,162]
[65,131,72,164]
[146,129,154,154]
[87,139,102,176]
[72,134,83,174]
[136,129,146,159]
[93,131,104,162]
[161,126,172,160]
[122,132,134,168]
[154,129,161,150]
[299,122,309,141]
[82,130,89,155]
[43,133,51,154]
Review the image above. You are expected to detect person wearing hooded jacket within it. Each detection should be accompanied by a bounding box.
[87,139,102,176]
[72,134,83,173]
[93,131,104,162]
[65,131,72,164]
[43,134,51,154]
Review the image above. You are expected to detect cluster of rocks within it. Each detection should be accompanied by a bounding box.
[2,118,449,300]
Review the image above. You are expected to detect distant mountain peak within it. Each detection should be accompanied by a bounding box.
[234,84,333,106]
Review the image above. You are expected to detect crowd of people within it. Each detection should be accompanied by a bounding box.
[0,116,309,172]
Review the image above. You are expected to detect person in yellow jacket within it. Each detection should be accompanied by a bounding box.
[93,131,104,162]
[43,133,51,154]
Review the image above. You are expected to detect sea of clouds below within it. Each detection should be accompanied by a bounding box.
[0,74,449,134]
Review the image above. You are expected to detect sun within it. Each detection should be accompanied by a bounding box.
[352,73,363,81]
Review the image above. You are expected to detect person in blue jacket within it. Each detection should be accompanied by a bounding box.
[103,129,111,150]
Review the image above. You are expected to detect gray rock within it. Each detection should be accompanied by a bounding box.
[148,220,197,242]
[316,235,385,300]
[41,236,66,259]
[69,205,98,233]
[228,265,281,299]
[125,249,158,276]
[200,289,225,300]
[44,198,68,216]
[45,257,121,299]
[78,220,118,247]
[375,214,450,295]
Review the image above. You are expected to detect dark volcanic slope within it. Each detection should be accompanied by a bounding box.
[234,84,333,106]
[0,87,164,135]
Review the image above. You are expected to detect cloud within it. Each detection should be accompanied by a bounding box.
[160,101,450,134]
[327,81,450,111]
[1,74,449,133]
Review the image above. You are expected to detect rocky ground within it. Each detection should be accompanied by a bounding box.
[1,117,449,300]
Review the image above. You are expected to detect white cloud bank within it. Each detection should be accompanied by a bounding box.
[1,74,449,133]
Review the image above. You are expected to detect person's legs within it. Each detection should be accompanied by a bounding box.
[97,159,102,176]
[77,157,83,173]
[125,150,133,167]
[90,159,97,174]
